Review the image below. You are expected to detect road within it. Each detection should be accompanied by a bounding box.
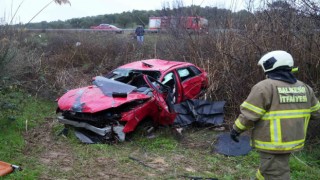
[25,28,158,33]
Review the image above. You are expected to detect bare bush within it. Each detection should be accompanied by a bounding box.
[152,0,320,136]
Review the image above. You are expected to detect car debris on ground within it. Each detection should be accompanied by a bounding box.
[213,132,252,156]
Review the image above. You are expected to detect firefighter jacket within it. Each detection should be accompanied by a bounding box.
[233,78,320,154]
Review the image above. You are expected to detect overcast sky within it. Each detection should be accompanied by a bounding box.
[0,0,246,24]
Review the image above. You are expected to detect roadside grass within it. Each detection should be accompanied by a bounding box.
[1,89,320,179]
[47,123,320,179]
[0,87,56,179]
[290,142,320,180]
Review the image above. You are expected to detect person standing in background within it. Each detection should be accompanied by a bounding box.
[135,25,145,44]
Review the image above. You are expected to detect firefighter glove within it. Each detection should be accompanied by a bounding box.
[230,128,240,143]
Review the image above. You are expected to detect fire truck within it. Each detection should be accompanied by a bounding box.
[148,16,208,33]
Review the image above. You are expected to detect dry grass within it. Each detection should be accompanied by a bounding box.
[3,30,320,118]
[1,0,320,132]
[1,1,320,179]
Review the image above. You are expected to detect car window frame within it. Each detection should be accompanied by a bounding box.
[161,72,175,86]
[189,65,202,76]
[177,66,197,83]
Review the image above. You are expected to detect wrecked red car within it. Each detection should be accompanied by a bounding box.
[56,59,208,143]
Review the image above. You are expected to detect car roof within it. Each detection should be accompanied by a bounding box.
[118,59,192,72]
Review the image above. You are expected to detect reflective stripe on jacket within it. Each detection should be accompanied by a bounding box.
[233,78,320,153]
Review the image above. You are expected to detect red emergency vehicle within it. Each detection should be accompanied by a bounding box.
[148,16,208,33]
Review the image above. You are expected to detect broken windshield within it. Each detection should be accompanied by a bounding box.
[105,68,161,82]
[93,76,137,96]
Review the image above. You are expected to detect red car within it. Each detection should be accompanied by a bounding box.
[90,24,123,33]
[56,59,208,143]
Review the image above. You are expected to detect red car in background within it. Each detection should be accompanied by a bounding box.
[56,59,208,143]
[90,24,123,33]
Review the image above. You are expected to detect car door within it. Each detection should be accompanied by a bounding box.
[143,75,176,125]
[160,71,183,104]
[177,66,204,100]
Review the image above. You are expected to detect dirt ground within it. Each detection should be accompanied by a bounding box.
[23,118,77,179]
[24,118,143,179]
[23,118,222,179]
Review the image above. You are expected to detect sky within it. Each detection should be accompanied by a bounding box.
[0,0,246,24]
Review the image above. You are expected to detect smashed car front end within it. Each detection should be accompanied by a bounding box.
[56,76,156,143]
[57,98,152,143]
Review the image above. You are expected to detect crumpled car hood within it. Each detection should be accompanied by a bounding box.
[58,76,151,113]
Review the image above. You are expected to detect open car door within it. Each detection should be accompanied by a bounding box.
[143,75,176,125]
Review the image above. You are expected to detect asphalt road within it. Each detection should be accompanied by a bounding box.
[25,28,158,34]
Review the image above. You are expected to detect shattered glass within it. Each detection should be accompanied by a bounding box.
[93,76,137,96]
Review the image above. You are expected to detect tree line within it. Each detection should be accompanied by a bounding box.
[24,1,320,31]
[23,5,251,30]
[20,1,318,31]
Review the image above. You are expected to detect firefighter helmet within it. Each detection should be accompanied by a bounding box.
[258,50,294,72]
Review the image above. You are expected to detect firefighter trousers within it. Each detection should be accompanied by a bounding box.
[256,152,291,180]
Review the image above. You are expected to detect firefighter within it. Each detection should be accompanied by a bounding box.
[230,50,320,179]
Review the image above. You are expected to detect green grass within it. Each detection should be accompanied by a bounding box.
[0,89,320,179]
[0,87,56,179]
[291,144,320,180]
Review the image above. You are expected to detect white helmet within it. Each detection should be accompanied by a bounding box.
[258,50,294,72]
